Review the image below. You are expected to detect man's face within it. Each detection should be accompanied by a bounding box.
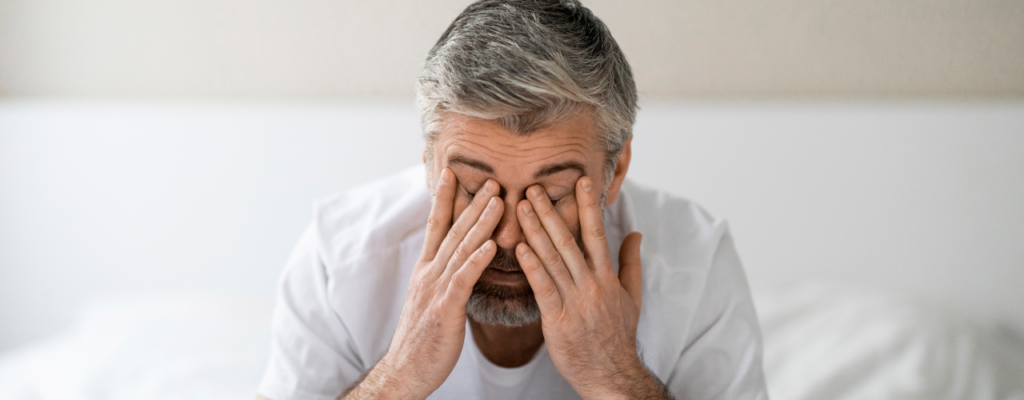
[429,111,609,326]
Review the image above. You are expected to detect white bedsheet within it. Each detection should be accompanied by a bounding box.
[0,296,274,399]
[1,285,1021,400]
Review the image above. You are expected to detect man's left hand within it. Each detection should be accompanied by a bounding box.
[515,176,669,400]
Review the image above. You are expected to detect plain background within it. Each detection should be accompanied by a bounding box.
[1,0,1023,98]
[1,0,1023,352]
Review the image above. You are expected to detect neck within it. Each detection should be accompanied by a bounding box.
[468,319,544,368]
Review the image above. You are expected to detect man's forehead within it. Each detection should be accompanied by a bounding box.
[440,136,592,177]
[439,114,597,156]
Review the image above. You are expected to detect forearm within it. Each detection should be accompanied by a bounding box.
[338,355,430,400]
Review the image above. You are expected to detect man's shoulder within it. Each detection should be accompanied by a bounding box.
[311,165,431,267]
[619,179,728,259]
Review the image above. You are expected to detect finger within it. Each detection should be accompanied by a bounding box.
[518,200,575,291]
[421,168,456,262]
[445,240,496,306]
[433,179,500,268]
[618,232,643,309]
[576,176,614,278]
[525,185,592,284]
[516,242,563,316]
[442,196,502,281]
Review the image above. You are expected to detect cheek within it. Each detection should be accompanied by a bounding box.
[553,194,581,237]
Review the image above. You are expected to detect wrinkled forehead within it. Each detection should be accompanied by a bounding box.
[433,112,603,181]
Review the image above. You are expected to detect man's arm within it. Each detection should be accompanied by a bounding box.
[515,177,671,400]
[335,169,504,400]
[258,169,504,400]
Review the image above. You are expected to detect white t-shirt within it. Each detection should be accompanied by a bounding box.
[435,323,579,400]
[258,165,768,400]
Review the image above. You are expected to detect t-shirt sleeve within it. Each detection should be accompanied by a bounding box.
[257,223,366,400]
[667,227,769,400]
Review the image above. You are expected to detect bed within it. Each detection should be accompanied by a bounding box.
[1,284,1021,399]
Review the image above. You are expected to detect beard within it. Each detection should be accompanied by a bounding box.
[465,246,541,327]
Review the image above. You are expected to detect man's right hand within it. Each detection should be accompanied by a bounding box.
[343,168,502,400]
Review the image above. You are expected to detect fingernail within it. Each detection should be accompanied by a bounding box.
[482,240,494,251]
[522,202,534,216]
[439,169,450,184]
[487,197,498,210]
[485,180,496,191]
[529,186,543,200]
[517,244,529,256]
[581,177,592,192]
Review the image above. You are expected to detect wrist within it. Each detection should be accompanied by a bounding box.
[351,354,432,400]
[582,357,669,400]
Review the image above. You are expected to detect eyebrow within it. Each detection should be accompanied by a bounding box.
[447,155,586,179]
[533,161,586,179]
[447,155,495,174]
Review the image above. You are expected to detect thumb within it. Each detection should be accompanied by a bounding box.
[618,232,643,309]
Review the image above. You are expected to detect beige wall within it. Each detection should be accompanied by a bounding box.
[1,0,1021,99]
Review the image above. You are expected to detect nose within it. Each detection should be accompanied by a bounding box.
[493,188,524,250]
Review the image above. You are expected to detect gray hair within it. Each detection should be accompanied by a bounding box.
[416,0,638,185]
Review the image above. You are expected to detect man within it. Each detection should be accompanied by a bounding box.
[258,1,767,399]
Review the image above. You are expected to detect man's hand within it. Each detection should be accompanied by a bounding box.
[515,176,668,400]
[344,168,502,400]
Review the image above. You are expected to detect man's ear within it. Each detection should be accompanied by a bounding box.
[604,137,632,206]
[423,148,431,190]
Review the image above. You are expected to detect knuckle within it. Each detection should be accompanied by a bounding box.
[452,244,470,262]
[540,284,559,299]
[411,275,431,292]
[557,233,578,250]
[426,216,444,231]
[573,296,592,312]
[412,266,428,280]
[449,271,467,291]
[429,300,447,316]
[589,223,606,239]
[543,252,563,267]
[447,222,465,240]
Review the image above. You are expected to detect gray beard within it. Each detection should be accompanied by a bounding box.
[465,246,540,327]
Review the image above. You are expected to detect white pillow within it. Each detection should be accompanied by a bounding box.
[756,283,1024,400]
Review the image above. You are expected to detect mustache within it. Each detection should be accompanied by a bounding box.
[488,245,522,272]
[473,244,534,302]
